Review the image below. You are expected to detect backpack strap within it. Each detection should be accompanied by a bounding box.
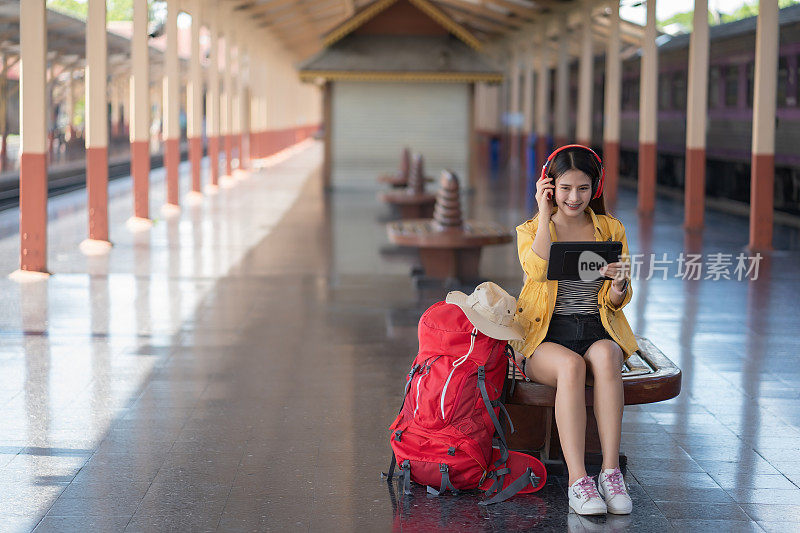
[504,344,530,400]
[398,459,411,495]
[426,463,459,497]
[477,366,506,442]
[477,366,511,468]
[493,401,515,435]
[479,467,542,506]
[382,456,412,495]
[396,364,420,414]
[381,453,397,480]
[483,467,510,498]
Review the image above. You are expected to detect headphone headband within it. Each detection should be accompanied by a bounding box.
[539,144,605,199]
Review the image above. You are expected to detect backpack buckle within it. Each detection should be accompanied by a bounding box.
[477,366,486,380]
[439,464,449,473]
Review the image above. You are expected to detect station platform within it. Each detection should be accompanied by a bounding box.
[1,142,800,532]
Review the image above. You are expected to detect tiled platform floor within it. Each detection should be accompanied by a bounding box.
[1,142,800,532]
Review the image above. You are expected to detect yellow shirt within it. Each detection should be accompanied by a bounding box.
[510,205,639,361]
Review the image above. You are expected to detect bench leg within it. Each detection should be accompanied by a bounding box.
[418,248,483,281]
[505,404,628,474]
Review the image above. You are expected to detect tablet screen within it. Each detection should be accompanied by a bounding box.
[546,241,623,281]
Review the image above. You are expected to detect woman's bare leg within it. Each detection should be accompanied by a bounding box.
[524,342,588,485]
[584,339,625,471]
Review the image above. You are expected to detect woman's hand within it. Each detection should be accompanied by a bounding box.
[535,176,554,217]
[600,261,629,291]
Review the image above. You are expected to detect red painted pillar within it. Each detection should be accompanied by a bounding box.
[554,18,569,150]
[637,0,658,215]
[129,0,150,223]
[602,3,622,207]
[684,1,710,230]
[748,1,779,251]
[163,0,180,209]
[221,23,234,180]
[205,8,220,189]
[208,137,219,186]
[187,0,203,195]
[84,0,110,246]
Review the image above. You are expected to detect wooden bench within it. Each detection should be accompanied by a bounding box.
[379,154,436,219]
[503,336,681,469]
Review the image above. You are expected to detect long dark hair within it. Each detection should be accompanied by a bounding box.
[544,146,609,216]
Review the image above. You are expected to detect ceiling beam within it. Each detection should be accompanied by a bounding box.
[441,6,512,34]
[433,0,524,28]
[483,0,541,21]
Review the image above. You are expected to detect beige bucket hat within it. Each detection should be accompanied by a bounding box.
[445,281,525,341]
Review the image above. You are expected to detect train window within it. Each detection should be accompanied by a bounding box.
[777,56,789,107]
[746,62,754,108]
[725,65,739,107]
[708,66,721,108]
[659,75,671,110]
[672,72,687,110]
[622,78,638,110]
[595,73,604,112]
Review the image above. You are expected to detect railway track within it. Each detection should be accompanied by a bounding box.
[0,148,187,211]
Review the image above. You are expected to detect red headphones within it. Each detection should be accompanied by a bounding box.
[539,144,605,200]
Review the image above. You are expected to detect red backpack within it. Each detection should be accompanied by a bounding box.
[383,301,546,504]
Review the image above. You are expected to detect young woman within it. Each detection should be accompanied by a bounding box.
[511,145,639,516]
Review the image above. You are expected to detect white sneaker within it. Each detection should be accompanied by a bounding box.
[568,475,607,515]
[598,468,632,515]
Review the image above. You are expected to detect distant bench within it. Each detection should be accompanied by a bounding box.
[504,336,681,469]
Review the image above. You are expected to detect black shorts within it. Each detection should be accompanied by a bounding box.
[541,312,613,356]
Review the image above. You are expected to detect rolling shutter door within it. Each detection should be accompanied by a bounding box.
[331,81,469,188]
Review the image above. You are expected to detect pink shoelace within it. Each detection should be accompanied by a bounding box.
[576,476,601,499]
[604,469,627,496]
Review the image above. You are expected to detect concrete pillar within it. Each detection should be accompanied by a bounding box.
[509,48,521,144]
[603,1,622,206]
[222,24,234,181]
[84,0,111,250]
[685,0,709,230]
[205,2,220,189]
[129,0,150,224]
[522,51,534,136]
[163,0,180,210]
[121,81,129,135]
[554,14,569,147]
[187,0,203,196]
[534,28,551,172]
[0,55,8,171]
[250,46,261,161]
[749,0,779,250]
[16,0,49,276]
[638,0,658,215]
[521,49,534,179]
[231,38,241,174]
[110,77,121,137]
[576,6,593,147]
[238,43,250,172]
[508,47,523,178]
[65,69,75,140]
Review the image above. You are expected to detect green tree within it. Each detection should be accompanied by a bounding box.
[47,0,150,22]
[660,0,799,33]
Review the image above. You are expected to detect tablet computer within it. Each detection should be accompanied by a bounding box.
[546,241,623,281]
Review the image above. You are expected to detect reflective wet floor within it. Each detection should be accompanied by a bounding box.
[1,142,800,531]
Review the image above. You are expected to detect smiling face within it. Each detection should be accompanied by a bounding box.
[553,169,593,217]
